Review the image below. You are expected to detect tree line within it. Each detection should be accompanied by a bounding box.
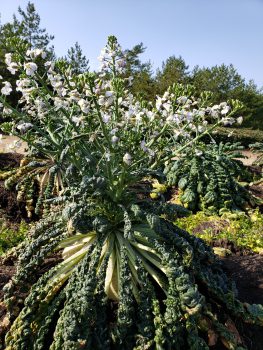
[1,2,262,129]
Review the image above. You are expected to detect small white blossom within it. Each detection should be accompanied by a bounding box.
[221,106,230,115]
[72,116,84,126]
[219,102,227,108]
[123,153,132,165]
[26,48,47,59]
[3,107,12,115]
[156,97,162,111]
[195,149,203,157]
[102,114,111,123]
[24,62,38,76]
[111,135,119,143]
[17,122,33,132]
[78,99,90,113]
[1,81,12,95]
[105,91,113,98]
[105,152,111,162]
[221,117,235,126]
[163,102,171,112]
[140,140,148,152]
[5,53,12,65]
[177,96,187,104]
[211,104,220,110]
[7,62,19,75]
[236,116,243,125]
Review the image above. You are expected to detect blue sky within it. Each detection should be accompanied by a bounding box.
[1,0,262,87]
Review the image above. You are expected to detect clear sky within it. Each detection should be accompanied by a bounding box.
[0,0,262,87]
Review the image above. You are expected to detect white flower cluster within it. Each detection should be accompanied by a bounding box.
[0,36,244,169]
[98,36,127,76]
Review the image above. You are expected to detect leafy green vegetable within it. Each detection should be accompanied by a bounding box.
[165,141,252,213]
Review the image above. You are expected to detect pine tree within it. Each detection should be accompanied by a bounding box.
[124,43,156,100]
[16,2,54,50]
[65,42,89,74]
[155,56,189,94]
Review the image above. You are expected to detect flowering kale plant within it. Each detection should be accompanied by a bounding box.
[0,36,262,350]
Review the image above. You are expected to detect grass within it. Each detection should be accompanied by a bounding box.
[175,209,263,253]
[0,219,28,256]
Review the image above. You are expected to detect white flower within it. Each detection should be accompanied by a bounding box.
[140,140,148,152]
[195,149,203,157]
[17,122,33,132]
[163,91,170,100]
[102,114,110,123]
[123,153,132,165]
[5,53,12,65]
[163,102,171,112]
[156,97,162,111]
[110,128,118,135]
[26,48,47,59]
[236,116,243,125]
[105,91,113,97]
[0,75,2,80]
[210,110,218,118]
[98,96,105,105]
[219,102,227,108]
[1,81,12,95]
[177,96,187,104]
[211,104,220,110]
[221,117,235,126]
[111,135,119,143]
[221,106,230,115]
[44,61,55,72]
[72,116,84,126]
[54,97,69,109]
[3,107,12,115]
[7,62,19,75]
[146,111,155,121]
[24,62,38,76]
[78,99,90,113]
[185,112,193,121]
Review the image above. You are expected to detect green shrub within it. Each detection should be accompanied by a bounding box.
[211,127,263,147]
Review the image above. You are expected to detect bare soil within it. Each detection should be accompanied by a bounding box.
[0,152,23,170]
[0,136,27,154]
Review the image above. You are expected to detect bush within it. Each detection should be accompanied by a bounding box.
[211,127,263,147]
